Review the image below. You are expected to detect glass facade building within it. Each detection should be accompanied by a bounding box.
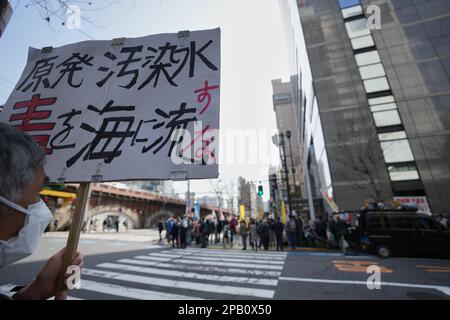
[279,0,450,214]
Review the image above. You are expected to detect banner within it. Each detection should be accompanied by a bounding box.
[281,201,287,224]
[321,189,339,212]
[239,205,245,221]
[0,28,221,183]
[394,196,431,214]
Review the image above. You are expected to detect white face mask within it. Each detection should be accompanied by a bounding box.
[0,195,52,268]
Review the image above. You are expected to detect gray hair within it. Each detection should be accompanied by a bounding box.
[0,123,45,203]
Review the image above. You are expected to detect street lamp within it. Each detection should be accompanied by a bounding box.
[279,133,293,215]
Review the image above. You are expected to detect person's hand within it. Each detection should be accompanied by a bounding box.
[13,248,83,300]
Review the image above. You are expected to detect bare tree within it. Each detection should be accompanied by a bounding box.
[331,110,391,203]
[210,178,226,211]
[223,179,236,215]
[10,0,134,38]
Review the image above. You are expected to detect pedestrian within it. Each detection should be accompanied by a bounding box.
[0,123,83,300]
[287,215,298,250]
[200,218,208,248]
[249,219,258,251]
[166,217,174,243]
[158,217,164,242]
[103,219,107,232]
[296,216,304,246]
[259,219,270,250]
[336,214,350,254]
[194,219,201,245]
[274,217,284,251]
[115,219,119,233]
[239,219,248,250]
[229,215,237,247]
[172,218,180,248]
[180,215,188,249]
[222,223,230,249]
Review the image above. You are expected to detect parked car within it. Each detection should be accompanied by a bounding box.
[356,210,450,258]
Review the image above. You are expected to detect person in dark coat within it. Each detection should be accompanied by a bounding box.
[259,219,270,250]
[274,217,284,251]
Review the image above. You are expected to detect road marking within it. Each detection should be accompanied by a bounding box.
[117,258,282,277]
[82,268,275,298]
[79,279,203,300]
[149,253,285,265]
[181,248,287,257]
[96,262,278,286]
[279,277,450,297]
[134,256,284,270]
[166,250,286,260]
[417,265,450,273]
[332,260,393,273]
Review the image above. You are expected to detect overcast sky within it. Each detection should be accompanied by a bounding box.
[0,0,290,202]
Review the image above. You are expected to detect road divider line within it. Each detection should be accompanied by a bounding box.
[279,277,450,297]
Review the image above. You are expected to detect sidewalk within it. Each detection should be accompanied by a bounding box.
[43,228,161,243]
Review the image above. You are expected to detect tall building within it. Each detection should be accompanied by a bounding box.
[272,79,305,198]
[0,1,12,38]
[279,0,450,214]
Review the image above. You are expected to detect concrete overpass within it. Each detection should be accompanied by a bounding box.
[43,183,232,232]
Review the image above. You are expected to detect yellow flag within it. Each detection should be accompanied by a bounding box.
[240,205,245,220]
[281,201,287,224]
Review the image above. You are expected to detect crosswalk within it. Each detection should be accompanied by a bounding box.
[1,247,287,300]
[77,247,287,299]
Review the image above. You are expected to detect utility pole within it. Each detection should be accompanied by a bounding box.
[185,179,190,217]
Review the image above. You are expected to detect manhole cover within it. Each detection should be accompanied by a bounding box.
[406,291,448,300]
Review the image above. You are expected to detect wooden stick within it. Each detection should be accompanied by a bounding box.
[55,182,91,299]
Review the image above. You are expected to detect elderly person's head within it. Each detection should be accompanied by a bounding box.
[0,123,51,267]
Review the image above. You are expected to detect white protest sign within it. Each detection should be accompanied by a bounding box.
[0,28,220,183]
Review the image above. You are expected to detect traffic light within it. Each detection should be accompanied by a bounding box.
[258,185,263,197]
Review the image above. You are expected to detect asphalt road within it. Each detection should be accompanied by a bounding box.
[1,232,449,300]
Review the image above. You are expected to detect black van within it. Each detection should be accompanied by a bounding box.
[356,210,450,258]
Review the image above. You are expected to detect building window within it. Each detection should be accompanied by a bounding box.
[355,50,381,66]
[368,95,395,106]
[378,131,407,141]
[370,102,397,112]
[373,109,402,127]
[381,139,415,163]
[388,164,419,181]
[345,18,370,39]
[351,35,375,50]
[341,5,363,19]
[338,0,360,9]
[359,63,386,80]
[363,77,390,93]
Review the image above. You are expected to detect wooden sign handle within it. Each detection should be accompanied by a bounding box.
[55,182,90,299]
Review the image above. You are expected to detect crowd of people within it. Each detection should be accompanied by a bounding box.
[157,213,353,252]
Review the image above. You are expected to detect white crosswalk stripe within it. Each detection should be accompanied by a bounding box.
[117,258,282,277]
[159,250,286,261]
[82,268,275,298]
[96,262,278,286]
[149,253,284,265]
[68,247,288,300]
